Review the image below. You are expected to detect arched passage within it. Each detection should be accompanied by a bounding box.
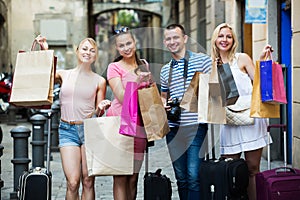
[92,8,164,82]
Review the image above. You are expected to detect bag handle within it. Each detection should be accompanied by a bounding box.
[263,49,273,61]
[31,35,49,51]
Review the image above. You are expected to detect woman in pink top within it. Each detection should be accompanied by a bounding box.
[106,27,152,200]
[36,36,111,199]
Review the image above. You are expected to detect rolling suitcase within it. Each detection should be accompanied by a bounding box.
[199,125,249,200]
[18,111,52,200]
[256,124,300,200]
[144,141,172,200]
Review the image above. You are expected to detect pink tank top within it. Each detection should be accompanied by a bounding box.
[59,69,100,121]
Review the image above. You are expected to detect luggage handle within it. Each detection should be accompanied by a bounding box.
[205,124,216,161]
[267,124,286,132]
[46,111,53,173]
[275,167,298,174]
[267,124,287,170]
[144,141,155,174]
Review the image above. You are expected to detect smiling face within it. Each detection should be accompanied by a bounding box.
[115,33,136,59]
[77,39,97,64]
[215,27,234,53]
[163,27,188,56]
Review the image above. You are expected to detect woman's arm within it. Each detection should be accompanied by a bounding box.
[95,77,110,116]
[238,53,256,80]
[108,77,125,104]
[54,70,63,85]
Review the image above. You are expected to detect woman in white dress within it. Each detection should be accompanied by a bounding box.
[211,23,273,200]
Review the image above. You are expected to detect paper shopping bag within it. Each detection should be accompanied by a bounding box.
[10,49,55,107]
[119,82,146,138]
[250,61,280,118]
[198,73,226,124]
[138,83,170,141]
[217,63,239,106]
[208,63,226,124]
[180,71,201,112]
[84,116,134,176]
[260,60,287,104]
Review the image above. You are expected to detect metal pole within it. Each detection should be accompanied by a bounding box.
[10,126,31,200]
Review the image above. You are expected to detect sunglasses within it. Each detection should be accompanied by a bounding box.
[114,27,129,34]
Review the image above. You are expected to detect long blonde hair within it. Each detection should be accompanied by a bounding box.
[211,23,238,63]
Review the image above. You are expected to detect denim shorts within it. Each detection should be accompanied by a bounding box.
[58,120,84,147]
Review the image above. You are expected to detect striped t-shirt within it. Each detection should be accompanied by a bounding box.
[160,51,212,127]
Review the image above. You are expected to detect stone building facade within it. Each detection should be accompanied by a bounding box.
[1,0,299,167]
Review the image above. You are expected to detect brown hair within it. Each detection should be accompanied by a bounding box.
[113,29,148,73]
[165,24,186,35]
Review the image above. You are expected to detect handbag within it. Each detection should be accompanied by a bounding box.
[226,96,254,126]
[84,116,134,176]
[217,62,239,106]
[260,58,287,104]
[250,61,280,118]
[138,83,170,141]
[10,40,56,107]
[119,81,146,138]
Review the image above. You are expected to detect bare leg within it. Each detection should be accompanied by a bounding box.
[127,173,138,200]
[222,153,241,159]
[244,148,263,200]
[60,146,81,200]
[113,175,128,200]
[81,145,95,200]
[128,159,144,200]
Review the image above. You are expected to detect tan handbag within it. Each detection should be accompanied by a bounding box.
[84,116,134,176]
[226,95,254,126]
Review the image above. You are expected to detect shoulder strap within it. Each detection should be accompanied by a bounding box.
[167,51,190,99]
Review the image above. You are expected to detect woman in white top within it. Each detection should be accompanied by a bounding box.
[211,23,273,200]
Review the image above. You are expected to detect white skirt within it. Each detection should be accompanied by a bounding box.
[220,118,271,155]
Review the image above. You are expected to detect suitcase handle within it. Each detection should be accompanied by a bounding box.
[275,167,298,174]
[267,124,287,170]
[267,124,286,132]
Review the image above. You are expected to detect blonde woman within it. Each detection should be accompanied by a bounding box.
[211,23,272,200]
[43,37,111,200]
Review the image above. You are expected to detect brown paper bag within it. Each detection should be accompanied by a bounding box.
[198,69,226,124]
[250,61,280,118]
[84,116,134,176]
[10,49,55,107]
[138,84,170,141]
[180,71,202,112]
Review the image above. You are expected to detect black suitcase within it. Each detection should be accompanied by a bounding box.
[18,111,52,200]
[144,141,172,200]
[199,125,249,200]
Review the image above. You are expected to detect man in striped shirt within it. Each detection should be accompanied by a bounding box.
[160,24,212,200]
